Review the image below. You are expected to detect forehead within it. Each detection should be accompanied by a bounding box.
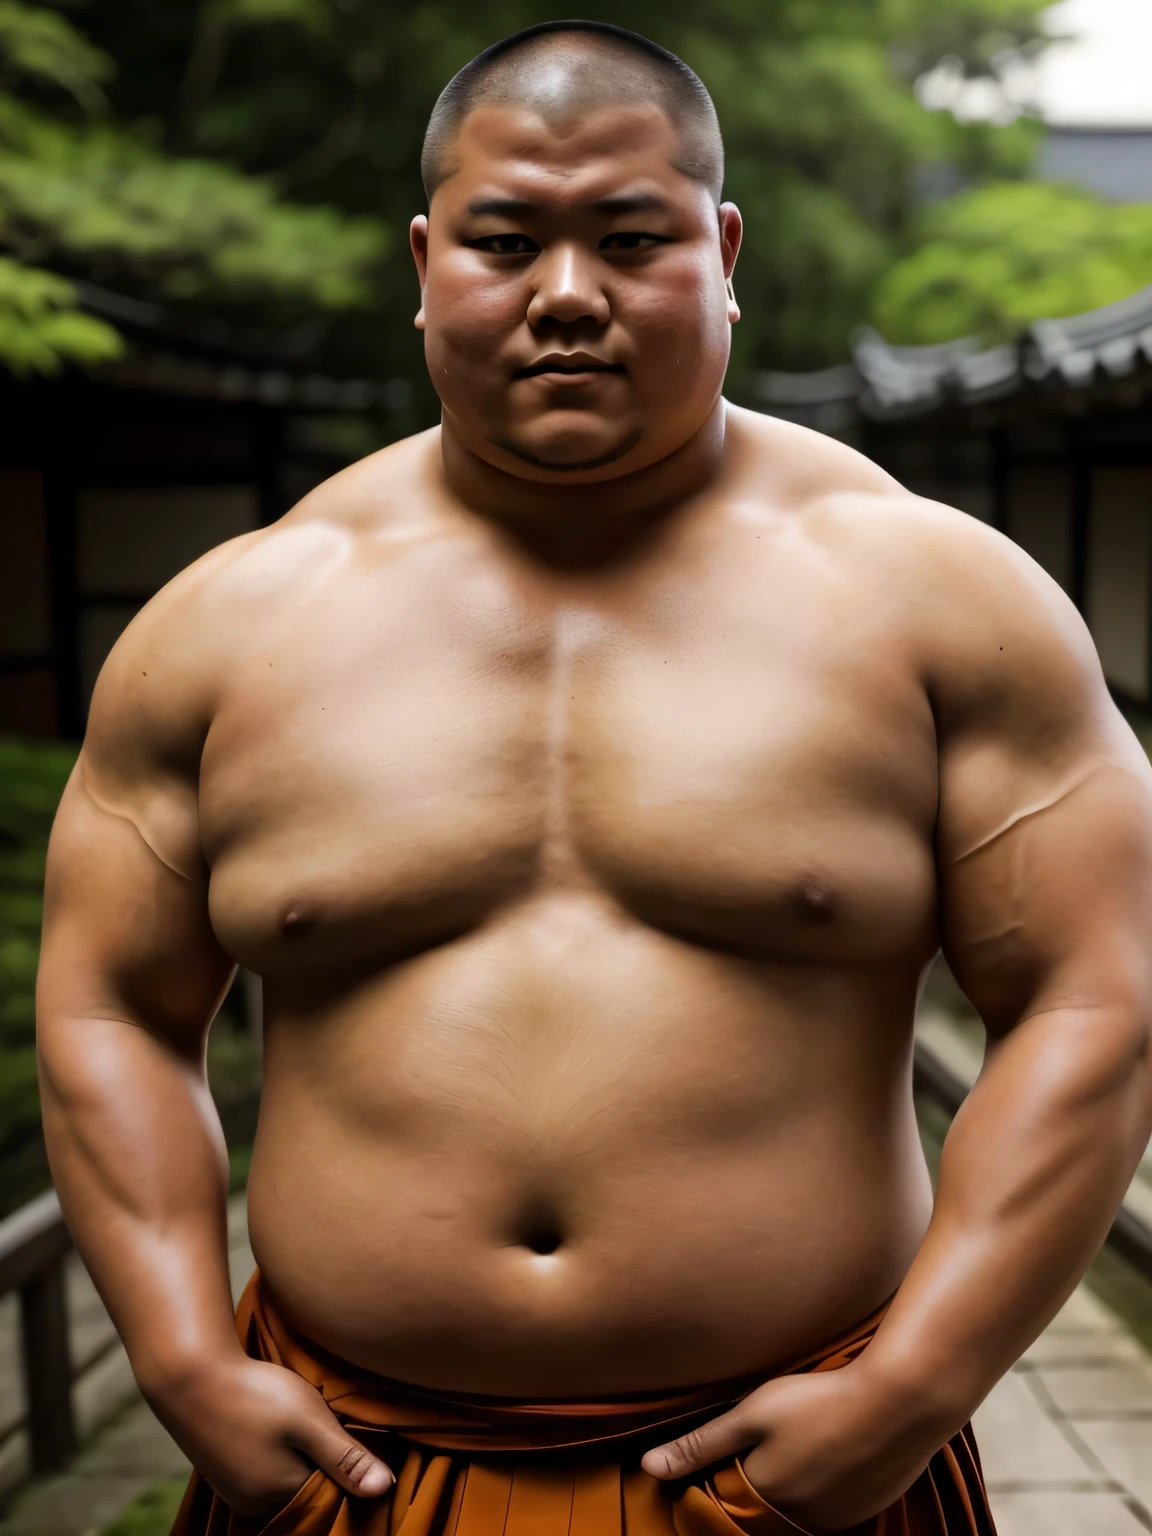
[439,101,698,209]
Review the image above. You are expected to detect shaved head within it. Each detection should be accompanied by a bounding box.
[421,21,723,204]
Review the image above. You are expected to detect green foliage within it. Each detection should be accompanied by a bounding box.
[874,183,1152,345]
[71,0,1055,389]
[0,738,76,1204]
[0,255,122,372]
[0,0,388,375]
[10,0,1133,384]
[97,1476,190,1536]
[0,105,388,308]
[0,1,111,108]
[205,0,329,28]
[0,735,77,902]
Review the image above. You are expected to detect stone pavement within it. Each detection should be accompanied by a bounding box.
[973,1283,1152,1535]
[918,1003,1152,1534]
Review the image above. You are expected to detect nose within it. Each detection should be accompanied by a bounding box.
[526,242,610,332]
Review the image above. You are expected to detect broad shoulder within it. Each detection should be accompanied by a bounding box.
[729,405,1127,754]
[84,428,440,787]
[811,485,1098,725]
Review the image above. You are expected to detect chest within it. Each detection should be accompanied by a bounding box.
[201,537,939,969]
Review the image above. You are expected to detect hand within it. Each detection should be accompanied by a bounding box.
[641,1360,950,1531]
[146,1350,394,1517]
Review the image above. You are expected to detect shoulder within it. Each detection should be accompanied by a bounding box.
[729,404,1125,745]
[86,427,439,778]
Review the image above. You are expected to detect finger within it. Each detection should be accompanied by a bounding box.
[291,1410,393,1499]
[641,1408,752,1479]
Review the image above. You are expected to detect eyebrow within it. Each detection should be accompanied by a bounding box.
[464,192,672,218]
[592,193,670,215]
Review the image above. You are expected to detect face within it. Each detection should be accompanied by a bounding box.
[411,99,742,483]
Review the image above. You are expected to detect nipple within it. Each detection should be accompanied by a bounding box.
[793,878,836,923]
[281,908,316,939]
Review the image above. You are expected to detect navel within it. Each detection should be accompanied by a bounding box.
[520,1226,564,1256]
[511,1198,567,1257]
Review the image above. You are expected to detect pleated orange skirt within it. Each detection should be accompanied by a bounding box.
[170,1273,996,1536]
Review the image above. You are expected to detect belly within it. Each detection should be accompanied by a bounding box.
[245,893,935,1395]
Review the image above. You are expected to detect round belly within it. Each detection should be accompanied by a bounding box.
[245,898,933,1394]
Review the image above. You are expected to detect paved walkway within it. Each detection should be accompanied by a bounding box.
[974,1283,1152,1535]
[918,1005,1152,1534]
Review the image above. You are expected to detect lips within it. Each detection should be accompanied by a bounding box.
[515,355,624,379]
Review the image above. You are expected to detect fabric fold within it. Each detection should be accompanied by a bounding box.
[169,1273,996,1536]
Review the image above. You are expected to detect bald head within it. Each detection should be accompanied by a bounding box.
[421,21,723,204]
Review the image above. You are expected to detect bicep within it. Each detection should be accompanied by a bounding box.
[38,764,234,1054]
[37,581,236,1050]
[939,741,1152,1035]
[936,612,1152,1038]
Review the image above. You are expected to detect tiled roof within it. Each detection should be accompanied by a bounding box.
[756,282,1152,425]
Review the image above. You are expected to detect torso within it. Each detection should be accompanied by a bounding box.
[198,406,943,1393]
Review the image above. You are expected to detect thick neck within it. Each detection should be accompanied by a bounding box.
[436,400,729,567]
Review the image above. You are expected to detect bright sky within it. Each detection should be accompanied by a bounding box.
[1033,0,1152,125]
[918,0,1152,128]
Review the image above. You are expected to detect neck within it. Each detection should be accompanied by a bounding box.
[436,401,729,565]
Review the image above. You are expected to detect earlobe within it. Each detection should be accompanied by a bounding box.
[726,276,740,325]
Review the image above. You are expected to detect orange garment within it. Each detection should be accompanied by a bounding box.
[170,1272,996,1536]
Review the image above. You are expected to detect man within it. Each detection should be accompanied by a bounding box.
[37,20,1152,1536]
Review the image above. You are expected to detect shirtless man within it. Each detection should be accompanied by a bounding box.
[37,21,1152,1536]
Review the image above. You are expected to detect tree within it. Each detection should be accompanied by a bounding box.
[0,0,388,374]
[874,182,1152,346]
[5,1,1060,390]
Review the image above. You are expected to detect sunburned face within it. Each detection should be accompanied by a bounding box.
[411,100,742,482]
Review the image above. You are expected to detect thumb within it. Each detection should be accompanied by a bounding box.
[641,1407,752,1480]
[290,1402,393,1499]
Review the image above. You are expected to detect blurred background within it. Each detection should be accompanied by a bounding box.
[3,2,1152,1532]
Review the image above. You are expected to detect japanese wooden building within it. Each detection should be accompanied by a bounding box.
[6,282,1152,738]
[0,341,399,740]
[756,283,1152,710]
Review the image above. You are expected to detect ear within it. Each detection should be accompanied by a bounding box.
[718,202,742,324]
[410,214,429,331]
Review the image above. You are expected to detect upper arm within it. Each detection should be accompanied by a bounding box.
[925,514,1152,1040]
[37,585,235,1059]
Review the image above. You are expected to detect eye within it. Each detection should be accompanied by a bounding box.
[469,234,539,256]
[599,232,669,251]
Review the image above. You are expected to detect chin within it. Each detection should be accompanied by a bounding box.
[494,422,643,476]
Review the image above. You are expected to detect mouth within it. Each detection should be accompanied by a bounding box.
[514,355,625,382]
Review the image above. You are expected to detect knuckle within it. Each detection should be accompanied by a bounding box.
[676,1430,707,1466]
[337,1443,370,1479]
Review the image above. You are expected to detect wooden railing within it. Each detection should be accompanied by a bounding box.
[0,1189,76,1475]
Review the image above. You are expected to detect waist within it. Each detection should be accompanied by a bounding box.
[238,1270,889,1458]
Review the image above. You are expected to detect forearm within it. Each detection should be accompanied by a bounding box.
[38,1013,243,1394]
[864,1002,1152,1423]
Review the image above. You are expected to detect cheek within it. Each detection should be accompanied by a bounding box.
[622,259,725,376]
[424,260,525,361]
